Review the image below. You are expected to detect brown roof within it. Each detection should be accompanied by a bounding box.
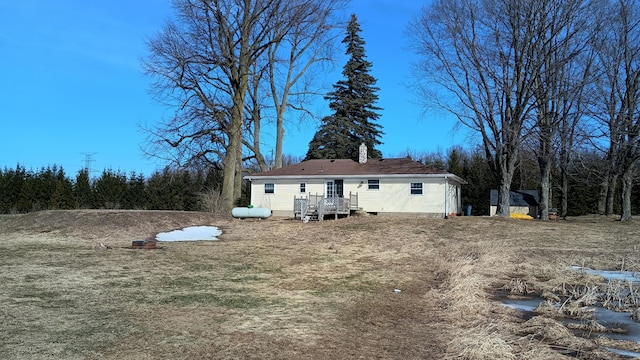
[248,158,452,178]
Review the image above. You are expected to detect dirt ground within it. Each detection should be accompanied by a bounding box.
[1,210,640,359]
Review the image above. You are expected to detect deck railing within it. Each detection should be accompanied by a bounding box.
[294,192,358,220]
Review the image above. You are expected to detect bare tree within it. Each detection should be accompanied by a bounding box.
[266,0,346,168]
[592,0,640,221]
[143,0,346,210]
[557,70,592,219]
[242,0,346,172]
[410,0,543,216]
[529,0,597,220]
[244,62,270,172]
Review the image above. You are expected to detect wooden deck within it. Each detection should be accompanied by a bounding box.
[294,192,359,221]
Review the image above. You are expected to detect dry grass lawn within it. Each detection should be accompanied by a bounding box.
[1,210,640,359]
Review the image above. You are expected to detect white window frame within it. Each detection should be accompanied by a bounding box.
[299,182,306,193]
[410,182,423,195]
[367,179,380,190]
[264,183,275,194]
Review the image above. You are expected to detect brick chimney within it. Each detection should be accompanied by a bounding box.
[359,143,367,164]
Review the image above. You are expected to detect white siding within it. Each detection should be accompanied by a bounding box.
[250,179,309,213]
[250,176,463,216]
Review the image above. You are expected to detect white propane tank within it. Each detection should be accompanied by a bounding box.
[231,207,271,219]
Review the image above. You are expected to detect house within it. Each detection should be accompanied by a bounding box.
[489,190,539,217]
[245,144,465,218]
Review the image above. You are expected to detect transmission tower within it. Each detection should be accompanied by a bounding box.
[81,152,97,175]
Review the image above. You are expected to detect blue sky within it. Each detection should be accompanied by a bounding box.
[0,0,468,176]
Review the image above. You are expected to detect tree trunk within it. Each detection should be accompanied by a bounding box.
[496,180,511,217]
[223,73,248,211]
[492,139,519,217]
[597,176,608,215]
[560,167,568,218]
[234,137,243,205]
[274,108,285,169]
[221,146,237,212]
[495,152,517,217]
[251,110,269,171]
[539,159,552,220]
[606,173,618,216]
[248,65,269,172]
[537,114,553,220]
[620,165,634,221]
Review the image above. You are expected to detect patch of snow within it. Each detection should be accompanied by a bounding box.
[570,266,640,283]
[499,297,542,312]
[604,347,640,358]
[155,226,222,242]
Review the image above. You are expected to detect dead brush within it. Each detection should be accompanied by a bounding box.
[445,257,491,320]
[529,264,603,300]
[517,316,598,354]
[540,290,560,302]
[436,243,511,327]
[549,279,603,306]
[533,287,599,320]
[549,275,602,298]
[534,299,594,320]
[602,280,640,310]
[533,299,561,316]
[566,320,610,334]
[502,278,535,295]
[571,285,600,307]
[594,336,640,357]
[448,322,516,360]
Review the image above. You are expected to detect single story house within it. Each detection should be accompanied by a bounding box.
[489,190,539,217]
[245,144,465,218]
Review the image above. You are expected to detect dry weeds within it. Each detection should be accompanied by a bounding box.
[1,211,639,359]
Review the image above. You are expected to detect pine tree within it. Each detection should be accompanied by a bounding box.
[306,14,384,161]
[94,169,127,209]
[74,169,93,209]
[123,172,148,210]
[49,167,74,210]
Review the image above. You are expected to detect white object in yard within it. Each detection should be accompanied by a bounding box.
[393,289,401,293]
[156,226,222,242]
[231,207,272,219]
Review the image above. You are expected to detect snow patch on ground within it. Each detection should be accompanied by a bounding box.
[155,226,222,242]
[570,265,640,283]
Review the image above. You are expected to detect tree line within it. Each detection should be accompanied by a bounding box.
[6,139,640,216]
[400,144,640,217]
[0,165,250,214]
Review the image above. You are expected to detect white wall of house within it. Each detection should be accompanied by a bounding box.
[249,176,462,217]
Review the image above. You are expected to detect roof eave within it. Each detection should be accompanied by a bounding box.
[245,173,466,182]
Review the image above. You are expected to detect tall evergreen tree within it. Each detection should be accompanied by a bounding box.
[306,14,384,161]
[93,169,127,209]
[74,169,93,209]
[49,167,74,210]
[123,172,148,210]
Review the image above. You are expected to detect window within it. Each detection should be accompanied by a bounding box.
[264,183,274,194]
[299,182,306,193]
[410,182,423,195]
[367,179,380,190]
